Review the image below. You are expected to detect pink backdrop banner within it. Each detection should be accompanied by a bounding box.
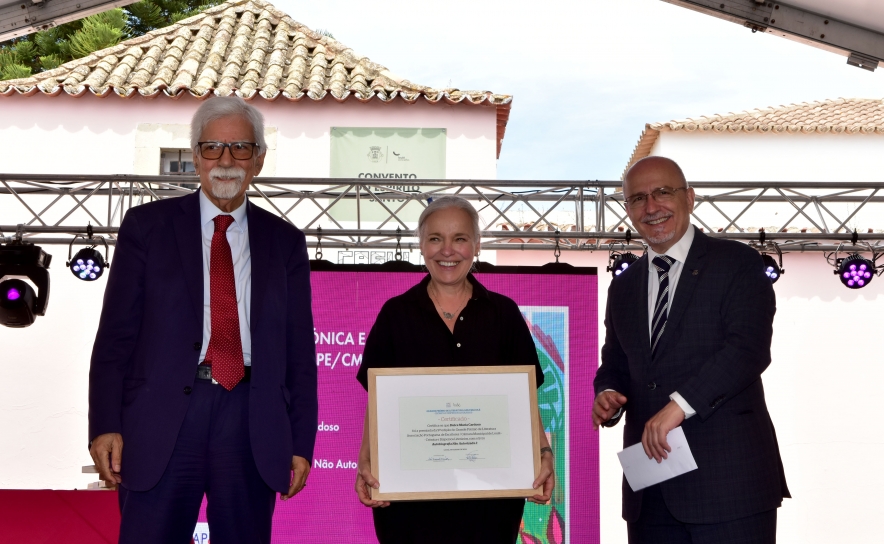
[197,268,599,544]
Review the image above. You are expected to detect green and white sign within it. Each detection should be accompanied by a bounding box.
[329,127,446,223]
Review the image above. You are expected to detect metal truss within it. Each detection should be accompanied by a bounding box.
[3,174,884,255]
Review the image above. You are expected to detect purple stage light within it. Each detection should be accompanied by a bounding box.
[608,252,640,279]
[6,288,20,301]
[761,254,782,284]
[69,248,106,281]
[837,254,875,289]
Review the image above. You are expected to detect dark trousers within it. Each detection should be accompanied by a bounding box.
[118,379,276,544]
[627,484,777,544]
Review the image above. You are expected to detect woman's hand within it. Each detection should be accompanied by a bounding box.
[355,454,390,508]
[356,405,390,508]
[528,449,555,504]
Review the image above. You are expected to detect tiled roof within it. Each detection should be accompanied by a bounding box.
[625,98,884,177]
[0,0,512,156]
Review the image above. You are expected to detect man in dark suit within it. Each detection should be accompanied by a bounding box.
[593,156,789,543]
[88,96,317,543]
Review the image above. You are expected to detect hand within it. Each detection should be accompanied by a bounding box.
[528,450,555,504]
[89,433,123,486]
[641,400,685,463]
[281,456,310,500]
[355,454,389,508]
[592,390,627,430]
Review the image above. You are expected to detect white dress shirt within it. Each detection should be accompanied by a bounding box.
[647,225,696,418]
[198,190,252,366]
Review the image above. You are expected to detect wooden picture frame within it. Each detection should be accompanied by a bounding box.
[367,365,541,501]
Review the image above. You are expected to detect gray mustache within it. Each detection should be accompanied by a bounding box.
[209,167,246,183]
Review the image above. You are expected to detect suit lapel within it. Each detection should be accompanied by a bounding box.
[653,228,708,358]
[173,191,204,325]
[247,201,270,330]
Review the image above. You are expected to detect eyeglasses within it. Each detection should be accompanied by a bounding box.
[197,141,258,160]
[624,186,689,209]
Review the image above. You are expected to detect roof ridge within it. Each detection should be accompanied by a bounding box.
[653,96,884,128]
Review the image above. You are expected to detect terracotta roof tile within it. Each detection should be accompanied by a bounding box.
[0,0,512,155]
[624,98,884,177]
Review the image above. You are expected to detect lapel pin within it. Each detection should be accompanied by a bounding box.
[692,269,699,275]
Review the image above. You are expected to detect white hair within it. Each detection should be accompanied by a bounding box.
[190,96,266,154]
[416,195,482,240]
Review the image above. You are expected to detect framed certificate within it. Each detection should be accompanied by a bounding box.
[367,365,541,501]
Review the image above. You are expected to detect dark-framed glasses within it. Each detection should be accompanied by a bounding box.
[625,186,689,209]
[197,141,258,160]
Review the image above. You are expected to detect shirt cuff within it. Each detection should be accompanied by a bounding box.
[670,392,696,419]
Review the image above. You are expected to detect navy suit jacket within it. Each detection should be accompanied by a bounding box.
[88,190,317,493]
[595,227,789,524]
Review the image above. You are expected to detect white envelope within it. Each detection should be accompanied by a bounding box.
[616,426,698,491]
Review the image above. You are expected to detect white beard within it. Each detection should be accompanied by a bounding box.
[208,166,246,200]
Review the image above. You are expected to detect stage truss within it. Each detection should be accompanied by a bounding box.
[3,175,884,258]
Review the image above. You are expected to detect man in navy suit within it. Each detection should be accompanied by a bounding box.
[593,156,789,543]
[88,96,317,543]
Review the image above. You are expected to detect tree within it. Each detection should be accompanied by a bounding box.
[0,0,223,81]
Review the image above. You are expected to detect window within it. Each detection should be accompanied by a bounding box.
[160,150,197,189]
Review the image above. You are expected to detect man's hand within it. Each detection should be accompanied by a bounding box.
[281,456,310,500]
[89,433,123,485]
[355,453,390,508]
[592,390,627,430]
[641,400,685,463]
[528,450,556,504]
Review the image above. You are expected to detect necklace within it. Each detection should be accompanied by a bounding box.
[428,283,470,320]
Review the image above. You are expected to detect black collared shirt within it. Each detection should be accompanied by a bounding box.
[356,273,544,389]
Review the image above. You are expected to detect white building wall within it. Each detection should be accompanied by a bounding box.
[0,93,499,178]
[651,130,884,182]
[0,93,498,490]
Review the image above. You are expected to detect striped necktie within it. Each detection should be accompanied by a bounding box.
[651,255,674,357]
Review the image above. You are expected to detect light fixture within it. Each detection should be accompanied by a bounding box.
[761,254,782,283]
[0,240,51,328]
[836,254,875,289]
[754,231,784,285]
[69,248,106,281]
[607,251,640,279]
[66,225,110,282]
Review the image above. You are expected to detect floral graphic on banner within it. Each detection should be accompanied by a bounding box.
[518,307,568,544]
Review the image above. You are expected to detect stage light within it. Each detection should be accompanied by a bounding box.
[66,227,110,282]
[836,254,875,289]
[0,241,51,328]
[607,251,640,279]
[69,248,106,281]
[761,254,782,284]
[0,279,36,326]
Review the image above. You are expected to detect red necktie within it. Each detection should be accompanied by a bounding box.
[204,214,244,391]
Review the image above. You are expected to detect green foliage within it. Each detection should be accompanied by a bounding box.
[127,0,224,36]
[67,12,127,59]
[0,59,31,80]
[0,0,224,81]
[0,44,33,80]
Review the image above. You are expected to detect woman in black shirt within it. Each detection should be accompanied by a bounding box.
[354,196,555,544]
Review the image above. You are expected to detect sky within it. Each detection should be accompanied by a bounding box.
[272,0,882,181]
